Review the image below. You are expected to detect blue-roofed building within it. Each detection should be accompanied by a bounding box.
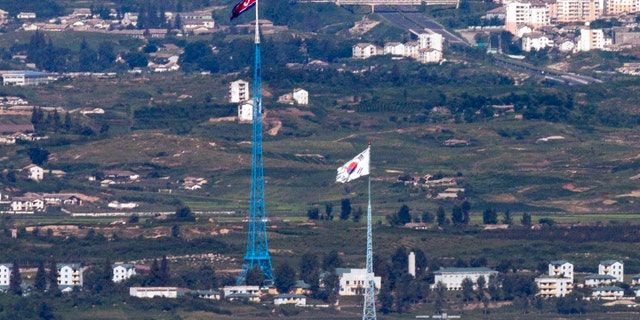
[584,274,616,287]
[2,71,51,86]
[549,260,573,282]
[592,285,624,300]
[599,260,624,282]
[57,263,83,289]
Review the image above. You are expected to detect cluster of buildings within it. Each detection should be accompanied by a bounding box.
[496,0,640,53]
[0,191,82,214]
[0,263,84,292]
[352,31,445,63]
[229,79,309,122]
[534,260,639,300]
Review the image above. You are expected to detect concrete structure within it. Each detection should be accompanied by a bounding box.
[229,79,250,103]
[578,28,611,51]
[599,260,624,283]
[337,268,381,296]
[112,263,136,283]
[418,32,444,51]
[57,263,83,288]
[10,196,45,213]
[408,252,416,277]
[418,48,443,63]
[584,274,616,287]
[384,42,405,56]
[556,0,601,23]
[2,71,50,86]
[535,275,574,297]
[238,99,254,122]
[432,267,498,290]
[292,88,308,105]
[273,294,307,306]
[130,287,187,298]
[24,164,44,182]
[549,260,573,282]
[591,285,624,300]
[223,285,260,297]
[522,32,554,52]
[0,263,12,291]
[605,0,639,15]
[352,43,381,59]
[193,289,220,299]
[505,1,551,34]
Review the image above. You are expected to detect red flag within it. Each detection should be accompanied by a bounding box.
[231,0,256,20]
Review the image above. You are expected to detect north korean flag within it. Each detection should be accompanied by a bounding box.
[230,0,256,20]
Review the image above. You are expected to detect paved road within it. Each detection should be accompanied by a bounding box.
[376,5,468,45]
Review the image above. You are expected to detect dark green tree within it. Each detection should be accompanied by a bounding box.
[397,204,411,225]
[483,208,498,224]
[325,203,333,220]
[352,206,363,222]
[34,261,47,293]
[452,205,464,225]
[307,208,319,220]
[503,210,512,225]
[340,198,351,220]
[28,147,50,165]
[175,205,195,221]
[48,259,59,294]
[9,261,22,295]
[274,262,296,293]
[245,265,264,286]
[436,206,446,226]
[299,253,319,284]
[171,224,180,238]
[521,212,532,226]
[323,250,342,272]
[461,277,474,302]
[378,283,393,314]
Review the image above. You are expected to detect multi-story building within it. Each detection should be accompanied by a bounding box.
[0,263,12,291]
[535,275,574,297]
[591,285,624,299]
[57,263,83,289]
[432,267,498,290]
[549,260,574,282]
[292,88,309,105]
[522,32,554,51]
[112,263,136,283]
[418,32,444,51]
[505,1,550,34]
[599,260,624,283]
[229,79,250,103]
[577,28,611,51]
[352,43,381,59]
[337,268,381,296]
[605,0,638,15]
[584,274,616,287]
[556,0,601,23]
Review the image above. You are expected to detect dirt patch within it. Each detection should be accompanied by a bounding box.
[267,120,282,136]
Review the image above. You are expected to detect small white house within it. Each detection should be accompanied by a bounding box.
[292,88,308,105]
[274,294,306,306]
[112,263,136,283]
[57,263,83,288]
[337,268,381,296]
[591,286,624,300]
[238,99,254,122]
[599,260,624,283]
[24,164,43,182]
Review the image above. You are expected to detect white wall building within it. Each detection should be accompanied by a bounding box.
[591,285,624,300]
[432,267,498,290]
[556,0,601,23]
[418,32,444,51]
[418,48,443,63]
[521,32,554,52]
[599,260,624,282]
[505,1,550,34]
[229,79,250,103]
[0,263,12,291]
[238,99,254,122]
[535,275,573,297]
[112,263,137,283]
[549,260,574,282]
[57,263,83,288]
[384,42,405,56]
[352,43,381,59]
[130,287,186,298]
[10,196,44,213]
[2,71,50,86]
[292,88,308,105]
[24,164,44,182]
[584,274,616,287]
[274,294,307,306]
[577,28,611,52]
[223,285,261,297]
[337,268,381,296]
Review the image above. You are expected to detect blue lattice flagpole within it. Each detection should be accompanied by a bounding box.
[362,146,377,320]
[236,0,274,285]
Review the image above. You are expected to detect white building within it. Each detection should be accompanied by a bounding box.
[418,48,443,64]
[229,79,250,103]
[337,268,381,296]
[577,28,611,52]
[130,287,187,298]
[404,41,420,58]
[591,285,624,300]
[549,260,573,282]
[57,263,83,288]
[10,196,45,213]
[384,42,405,56]
[418,32,444,51]
[112,263,137,283]
[432,267,498,290]
[17,12,36,19]
[584,274,616,287]
[238,99,254,122]
[24,164,44,182]
[505,1,550,34]
[273,294,307,306]
[535,275,574,297]
[223,285,261,297]
[521,32,554,52]
[599,260,624,283]
[292,88,308,105]
[352,43,381,59]
[0,263,12,291]
[2,71,50,86]
[606,0,639,14]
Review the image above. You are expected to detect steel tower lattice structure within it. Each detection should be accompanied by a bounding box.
[236,0,274,285]
[362,176,377,320]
